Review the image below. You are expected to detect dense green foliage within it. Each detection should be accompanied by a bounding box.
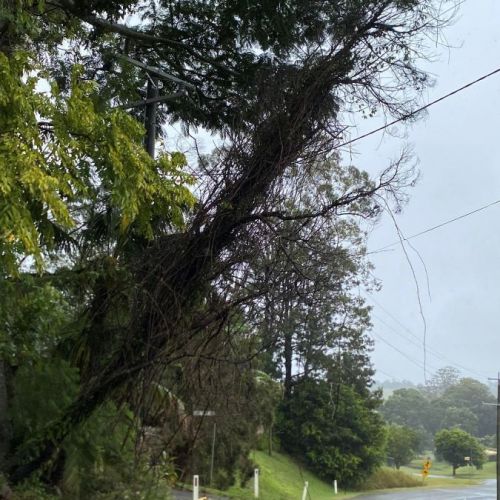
[382,388,431,429]
[435,428,485,476]
[440,379,495,436]
[0,52,194,272]
[278,380,385,486]
[0,0,457,496]
[379,370,496,479]
[381,371,496,441]
[386,425,420,469]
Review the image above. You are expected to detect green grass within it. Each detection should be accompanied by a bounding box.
[355,468,422,490]
[401,456,496,484]
[179,452,495,499]
[225,452,429,499]
[401,459,496,481]
[225,450,355,499]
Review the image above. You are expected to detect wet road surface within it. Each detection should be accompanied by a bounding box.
[355,479,496,499]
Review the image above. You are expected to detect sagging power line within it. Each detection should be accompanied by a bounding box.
[336,65,500,150]
[372,198,500,253]
[370,330,440,373]
[369,295,489,380]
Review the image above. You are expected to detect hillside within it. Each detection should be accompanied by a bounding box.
[225,451,355,499]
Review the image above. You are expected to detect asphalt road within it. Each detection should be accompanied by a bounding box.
[355,479,496,499]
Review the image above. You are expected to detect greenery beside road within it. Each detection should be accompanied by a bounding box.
[381,368,496,446]
[435,428,485,476]
[402,457,496,481]
[227,450,354,499]
[0,2,491,499]
[380,367,495,478]
[204,451,470,500]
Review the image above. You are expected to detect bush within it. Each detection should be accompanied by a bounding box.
[277,380,386,487]
[356,467,422,491]
[9,478,58,500]
[8,358,174,499]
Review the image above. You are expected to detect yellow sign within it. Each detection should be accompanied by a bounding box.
[422,458,432,477]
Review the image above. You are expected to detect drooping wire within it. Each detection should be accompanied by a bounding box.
[372,198,500,253]
[335,66,500,151]
[369,297,489,380]
[369,330,440,373]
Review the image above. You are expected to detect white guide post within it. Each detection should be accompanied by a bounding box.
[193,475,199,500]
[254,468,259,498]
[301,481,309,500]
[334,479,338,494]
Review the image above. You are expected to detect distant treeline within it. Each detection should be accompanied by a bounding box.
[380,367,496,446]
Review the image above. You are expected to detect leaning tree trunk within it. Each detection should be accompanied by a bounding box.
[9,13,392,481]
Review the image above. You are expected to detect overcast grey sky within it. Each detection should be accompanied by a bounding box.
[354,0,500,384]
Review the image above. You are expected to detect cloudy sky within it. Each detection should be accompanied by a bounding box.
[354,0,500,384]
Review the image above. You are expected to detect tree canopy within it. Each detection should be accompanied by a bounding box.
[0,0,459,494]
[381,373,495,439]
[381,388,431,429]
[435,428,485,476]
[386,424,420,470]
[278,379,386,487]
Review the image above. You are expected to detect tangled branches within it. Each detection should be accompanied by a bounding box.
[8,0,457,482]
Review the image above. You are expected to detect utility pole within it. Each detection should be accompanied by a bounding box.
[111,53,194,158]
[144,76,159,158]
[193,410,217,487]
[486,374,500,500]
[496,375,499,500]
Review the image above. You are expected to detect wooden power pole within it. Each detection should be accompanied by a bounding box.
[111,53,195,158]
[496,376,499,500]
[486,375,500,500]
[144,77,159,158]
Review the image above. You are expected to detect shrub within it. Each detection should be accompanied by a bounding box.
[356,467,421,491]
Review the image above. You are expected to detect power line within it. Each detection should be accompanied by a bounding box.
[371,198,500,253]
[374,312,463,370]
[369,295,489,379]
[370,330,428,372]
[374,367,399,381]
[336,66,500,150]
[369,297,489,380]
[365,197,498,382]
[373,312,429,351]
[369,330,440,373]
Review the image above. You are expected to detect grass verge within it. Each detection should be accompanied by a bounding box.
[225,450,354,499]
[220,452,428,499]
[355,468,421,491]
[176,453,493,499]
[402,457,496,482]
